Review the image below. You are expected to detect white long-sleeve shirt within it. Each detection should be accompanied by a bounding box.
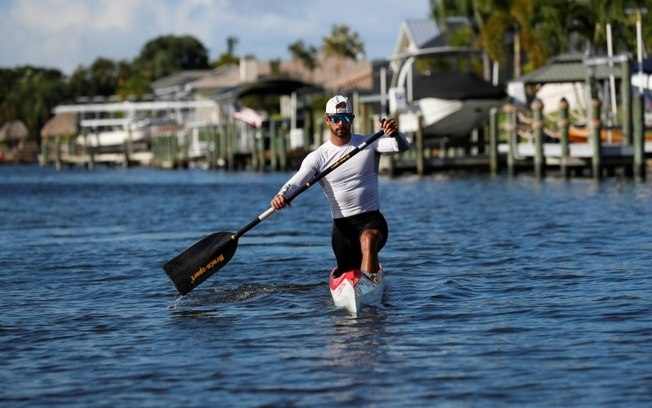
[277,132,410,218]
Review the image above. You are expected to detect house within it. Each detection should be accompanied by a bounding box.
[150,55,374,101]
[150,70,214,100]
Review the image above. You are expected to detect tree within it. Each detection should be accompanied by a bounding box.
[581,0,652,56]
[133,35,210,82]
[213,36,240,67]
[0,67,69,141]
[535,0,589,55]
[474,0,548,78]
[431,0,475,33]
[322,25,365,60]
[431,0,549,78]
[430,0,502,78]
[0,68,23,113]
[288,40,318,72]
[269,59,282,76]
[68,57,131,98]
[431,0,652,80]
[116,72,151,98]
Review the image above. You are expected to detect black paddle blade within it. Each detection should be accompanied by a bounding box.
[163,231,239,295]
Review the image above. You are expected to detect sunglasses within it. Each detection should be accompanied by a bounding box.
[328,113,353,124]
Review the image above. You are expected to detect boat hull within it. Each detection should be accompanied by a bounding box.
[329,268,384,315]
[418,97,505,138]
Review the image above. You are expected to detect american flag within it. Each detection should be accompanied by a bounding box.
[232,105,263,128]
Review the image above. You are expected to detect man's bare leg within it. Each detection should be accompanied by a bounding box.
[360,229,383,274]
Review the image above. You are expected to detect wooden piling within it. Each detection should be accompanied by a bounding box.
[85,132,95,170]
[415,118,424,177]
[531,99,545,179]
[489,107,499,175]
[40,137,49,167]
[303,110,313,151]
[171,135,178,168]
[558,98,570,178]
[123,128,132,169]
[250,128,259,171]
[278,121,287,171]
[159,135,166,167]
[504,103,518,177]
[269,121,277,171]
[222,123,231,171]
[589,98,603,179]
[633,92,646,180]
[621,57,633,145]
[218,125,227,168]
[207,127,216,169]
[54,134,62,170]
[258,128,266,171]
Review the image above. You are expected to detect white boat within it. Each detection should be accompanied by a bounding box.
[417,96,507,137]
[394,71,506,140]
[388,26,506,140]
[329,267,384,315]
[75,118,155,147]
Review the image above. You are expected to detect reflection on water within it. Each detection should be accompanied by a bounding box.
[326,311,388,370]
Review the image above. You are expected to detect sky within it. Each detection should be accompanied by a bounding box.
[0,0,433,75]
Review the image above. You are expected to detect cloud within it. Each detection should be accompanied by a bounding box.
[0,0,431,74]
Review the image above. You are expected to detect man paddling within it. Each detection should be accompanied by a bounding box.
[271,95,410,280]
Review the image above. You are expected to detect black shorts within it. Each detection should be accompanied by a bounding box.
[331,210,388,271]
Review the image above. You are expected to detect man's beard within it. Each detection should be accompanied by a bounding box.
[334,127,349,137]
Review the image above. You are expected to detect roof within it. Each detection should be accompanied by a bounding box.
[407,19,444,48]
[212,78,319,101]
[393,19,446,56]
[186,64,242,91]
[0,120,30,142]
[325,66,373,90]
[187,55,373,93]
[516,53,623,85]
[150,69,215,95]
[40,112,78,139]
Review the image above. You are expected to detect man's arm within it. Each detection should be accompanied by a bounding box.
[271,151,321,209]
[378,118,410,153]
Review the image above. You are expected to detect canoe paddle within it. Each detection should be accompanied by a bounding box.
[163,121,387,296]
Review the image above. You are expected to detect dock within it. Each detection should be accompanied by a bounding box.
[39,91,650,181]
[388,94,651,180]
[388,142,652,177]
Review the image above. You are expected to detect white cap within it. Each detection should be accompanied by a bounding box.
[325,95,352,114]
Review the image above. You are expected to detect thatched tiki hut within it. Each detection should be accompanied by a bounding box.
[40,112,79,166]
[0,120,38,163]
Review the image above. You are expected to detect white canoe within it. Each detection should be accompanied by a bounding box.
[329,267,384,315]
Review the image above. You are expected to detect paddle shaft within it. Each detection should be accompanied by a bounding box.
[235,126,387,239]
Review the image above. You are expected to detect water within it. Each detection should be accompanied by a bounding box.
[1,165,651,407]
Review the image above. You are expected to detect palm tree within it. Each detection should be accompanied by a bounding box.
[288,40,318,73]
[535,0,589,55]
[475,0,548,78]
[321,24,365,77]
[431,0,648,79]
[322,25,365,60]
[433,0,560,79]
[431,0,499,79]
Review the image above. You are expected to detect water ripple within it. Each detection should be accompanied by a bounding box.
[2,168,652,407]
